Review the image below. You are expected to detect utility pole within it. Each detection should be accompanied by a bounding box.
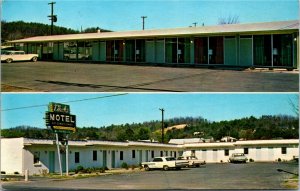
[193,22,197,27]
[159,108,165,143]
[48,2,57,35]
[141,16,147,30]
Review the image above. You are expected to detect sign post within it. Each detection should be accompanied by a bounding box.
[45,102,76,176]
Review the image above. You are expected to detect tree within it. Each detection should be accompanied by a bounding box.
[288,95,299,116]
[218,15,239,25]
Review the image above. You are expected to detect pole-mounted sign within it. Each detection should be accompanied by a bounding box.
[45,102,76,176]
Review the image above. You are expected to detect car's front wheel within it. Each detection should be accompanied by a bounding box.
[163,165,169,171]
[6,58,13,63]
[144,165,150,171]
[32,56,38,62]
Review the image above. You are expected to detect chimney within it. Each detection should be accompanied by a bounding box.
[97,29,101,33]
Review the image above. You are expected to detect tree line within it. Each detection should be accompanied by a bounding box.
[1,115,298,143]
[1,21,111,42]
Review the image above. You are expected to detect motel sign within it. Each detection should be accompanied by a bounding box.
[45,102,76,133]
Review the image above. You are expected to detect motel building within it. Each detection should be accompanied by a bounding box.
[1,137,298,175]
[9,20,299,69]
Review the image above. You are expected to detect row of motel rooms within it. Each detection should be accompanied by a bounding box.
[10,20,299,68]
[1,138,298,175]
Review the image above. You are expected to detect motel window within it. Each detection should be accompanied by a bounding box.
[178,38,191,63]
[93,150,97,161]
[160,151,163,157]
[281,147,287,154]
[224,149,229,156]
[273,34,293,67]
[209,36,224,64]
[174,151,177,158]
[244,148,249,154]
[33,151,40,164]
[253,35,272,66]
[64,41,77,61]
[151,150,154,158]
[75,152,80,163]
[132,150,136,158]
[125,40,135,62]
[165,151,168,156]
[120,151,124,160]
[136,39,146,62]
[106,41,114,62]
[194,37,208,64]
[165,38,177,63]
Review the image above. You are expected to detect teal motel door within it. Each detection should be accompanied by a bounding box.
[103,150,107,168]
[111,151,115,168]
[48,151,55,173]
[139,150,143,164]
[61,153,66,172]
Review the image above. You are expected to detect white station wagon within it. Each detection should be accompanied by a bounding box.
[1,50,38,63]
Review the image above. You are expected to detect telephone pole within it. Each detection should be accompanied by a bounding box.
[159,108,165,143]
[48,2,57,35]
[141,16,147,30]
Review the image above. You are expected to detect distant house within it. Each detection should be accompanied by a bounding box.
[221,136,237,142]
[9,20,299,69]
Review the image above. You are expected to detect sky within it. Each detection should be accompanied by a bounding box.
[1,93,298,129]
[2,0,299,31]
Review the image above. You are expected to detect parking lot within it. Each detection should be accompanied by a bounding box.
[1,61,299,92]
[2,162,298,190]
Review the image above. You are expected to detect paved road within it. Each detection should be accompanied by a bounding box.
[2,162,298,190]
[1,62,299,92]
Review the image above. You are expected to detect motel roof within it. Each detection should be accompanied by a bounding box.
[10,20,299,43]
[22,138,179,148]
[6,138,298,149]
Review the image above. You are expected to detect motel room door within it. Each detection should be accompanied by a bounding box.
[48,151,55,173]
[155,40,165,63]
[111,151,116,168]
[240,37,253,66]
[103,150,107,168]
[224,37,237,65]
[146,40,155,63]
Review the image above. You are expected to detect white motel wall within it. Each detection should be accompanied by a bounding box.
[1,138,298,175]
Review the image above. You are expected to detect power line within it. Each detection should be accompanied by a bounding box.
[1,93,128,112]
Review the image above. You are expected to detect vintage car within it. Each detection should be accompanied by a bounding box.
[229,153,248,163]
[177,156,206,167]
[142,156,189,171]
[1,51,38,63]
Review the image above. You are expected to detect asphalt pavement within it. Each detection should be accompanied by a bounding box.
[2,162,298,190]
[1,61,299,92]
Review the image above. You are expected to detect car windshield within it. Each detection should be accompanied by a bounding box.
[166,157,176,161]
[234,153,244,156]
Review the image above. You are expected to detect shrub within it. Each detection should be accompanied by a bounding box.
[121,162,128,169]
[249,158,254,162]
[75,165,84,174]
[14,171,19,175]
[277,158,282,162]
[99,167,106,173]
[1,171,6,174]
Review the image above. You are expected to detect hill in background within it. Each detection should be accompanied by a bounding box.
[1,20,112,42]
[1,115,298,143]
